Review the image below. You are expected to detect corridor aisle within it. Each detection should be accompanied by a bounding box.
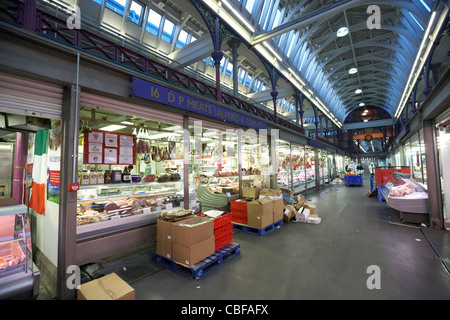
[128,179,450,300]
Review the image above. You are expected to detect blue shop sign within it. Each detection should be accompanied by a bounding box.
[309,139,325,149]
[132,77,267,130]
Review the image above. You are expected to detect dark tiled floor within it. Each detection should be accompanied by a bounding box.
[79,178,450,300]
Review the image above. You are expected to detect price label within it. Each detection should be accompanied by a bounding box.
[165,203,173,210]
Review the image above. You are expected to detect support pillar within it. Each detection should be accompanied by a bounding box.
[23,0,37,30]
[298,92,304,131]
[423,120,444,229]
[211,51,223,102]
[227,39,240,98]
[270,91,278,122]
[57,84,79,300]
[12,132,27,204]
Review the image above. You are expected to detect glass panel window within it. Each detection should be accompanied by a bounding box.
[238,69,245,83]
[245,0,255,13]
[146,9,162,36]
[161,19,175,43]
[245,74,252,87]
[176,29,189,48]
[106,0,127,16]
[225,62,233,76]
[128,1,143,25]
[273,8,282,29]
[190,35,197,43]
[92,0,102,5]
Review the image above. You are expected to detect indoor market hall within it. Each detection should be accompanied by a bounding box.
[0,0,449,303]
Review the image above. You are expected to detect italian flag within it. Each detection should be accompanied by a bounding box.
[29,130,49,215]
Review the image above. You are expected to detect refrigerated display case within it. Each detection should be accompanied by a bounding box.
[77,180,187,236]
[0,204,40,299]
[277,140,293,191]
[383,172,429,223]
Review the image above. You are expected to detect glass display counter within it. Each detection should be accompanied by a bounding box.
[0,204,39,299]
[77,180,186,236]
[383,172,429,223]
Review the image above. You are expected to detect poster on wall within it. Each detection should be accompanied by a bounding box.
[47,123,62,204]
[83,129,136,165]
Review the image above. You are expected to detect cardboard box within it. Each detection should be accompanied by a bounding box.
[295,195,306,205]
[173,236,215,266]
[283,205,297,223]
[272,198,284,222]
[156,236,172,259]
[307,216,322,224]
[247,213,273,229]
[77,273,135,300]
[300,204,316,215]
[242,187,261,199]
[296,207,310,223]
[157,219,173,240]
[259,188,282,197]
[171,216,213,246]
[247,197,273,217]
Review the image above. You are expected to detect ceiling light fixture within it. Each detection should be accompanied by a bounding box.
[355,88,362,94]
[359,102,365,107]
[337,27,349,37]
[100,125,126,132]
[349,67,358,74]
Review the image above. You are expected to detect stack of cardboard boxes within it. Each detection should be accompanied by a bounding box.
[156,215,215,266]
[282,193,321,224]
[231,187,284,229]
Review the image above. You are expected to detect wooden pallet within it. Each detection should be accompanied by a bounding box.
[232,219,283,236]
[154,242,241,280]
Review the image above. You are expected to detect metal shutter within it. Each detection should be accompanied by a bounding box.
[0,72,63,119]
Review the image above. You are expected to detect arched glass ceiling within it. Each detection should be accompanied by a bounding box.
[77,0,443,128]
[249,0,437,123]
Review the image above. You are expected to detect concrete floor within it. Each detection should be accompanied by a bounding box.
[79,178,450,300]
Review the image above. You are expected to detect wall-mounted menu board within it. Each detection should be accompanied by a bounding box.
[83,129,136,165]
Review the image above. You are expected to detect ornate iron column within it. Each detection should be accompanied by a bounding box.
[227,38,240,98]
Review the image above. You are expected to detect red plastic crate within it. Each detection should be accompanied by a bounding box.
[196,212,232,229]
[230,199,248,211]
[231,209,248,224]
[213,213,232,229]
[214,223,232,238]
[375,167,411,185]
[215,232,233,251]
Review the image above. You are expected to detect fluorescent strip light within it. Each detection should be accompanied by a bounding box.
[221,0,255,32]
[101,125,126,131]
[395,9,440,119]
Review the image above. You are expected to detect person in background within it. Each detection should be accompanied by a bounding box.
[357,163,364,176]
[347,161,357,174]
[369,162,376,192]
[369,162,376,175]
[345,162,348,172]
